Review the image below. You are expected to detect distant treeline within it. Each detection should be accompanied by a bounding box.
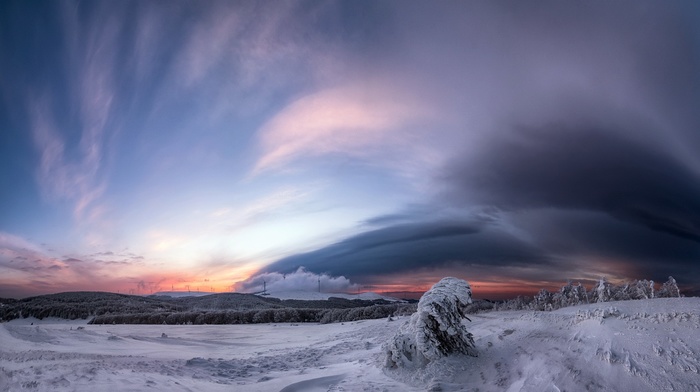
[0,291,415,324]
[88,303,417,325]
[2,277,682,324]
[474,276,683,313]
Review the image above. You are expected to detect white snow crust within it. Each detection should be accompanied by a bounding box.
[1,298,699,391]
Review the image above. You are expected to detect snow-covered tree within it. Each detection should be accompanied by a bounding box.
[577,283,590,304]
[633,279,654,299]
[498,295,531,311]
[657,276,681,298]
[532,289,554,311]
[554,281,587,308]
[384,277,477,369]
[591,277,613,303]
[612,282,633,301]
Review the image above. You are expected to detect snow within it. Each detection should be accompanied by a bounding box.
[385,277,477,369]
[1,298,699,391]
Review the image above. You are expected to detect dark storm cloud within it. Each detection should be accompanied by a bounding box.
[508,209,700,281]
[263,219,549,279]
[446,124,700,243]
[261,1,700,290]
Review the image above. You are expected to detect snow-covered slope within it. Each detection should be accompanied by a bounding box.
[258,290,402,302]
[1,298,698,391]
[389,297,700,391]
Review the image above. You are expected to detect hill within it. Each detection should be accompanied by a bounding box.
[0,291,414,325]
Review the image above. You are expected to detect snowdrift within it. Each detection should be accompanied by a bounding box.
[1,298,698,391]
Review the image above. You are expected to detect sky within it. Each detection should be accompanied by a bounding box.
[1,0,700,299]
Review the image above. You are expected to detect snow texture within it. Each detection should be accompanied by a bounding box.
[1,298,700,391]
[384,277,477,369]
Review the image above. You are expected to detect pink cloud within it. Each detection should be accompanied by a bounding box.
[251,81,439,176]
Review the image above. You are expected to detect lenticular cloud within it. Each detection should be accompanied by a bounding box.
[233,267,359,294]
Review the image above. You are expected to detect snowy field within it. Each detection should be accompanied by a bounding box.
[1,298,698,392]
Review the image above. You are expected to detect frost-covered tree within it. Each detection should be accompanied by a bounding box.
[575,283,590,304]
[633,279,654,299]
[532,289,554,311]
[612,282,633,301]
[554,281,587,308]
[591,277,612,303]
[657,276,681,298]
[498,295,532,311]
[384,277,477,369]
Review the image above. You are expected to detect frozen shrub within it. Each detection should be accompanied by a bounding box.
[384,277,477,369]
[657,276,681,298]
[612,282,633,301]
[496,295,532,311]
[633,279,654,299]
[463,299,495,314]
[532,289,554,311]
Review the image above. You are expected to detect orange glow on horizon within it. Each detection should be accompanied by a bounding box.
[367,279,566,301]
[8,266,260,298]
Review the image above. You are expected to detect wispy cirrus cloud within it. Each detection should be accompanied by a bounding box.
[163,1,332,121]
[28,2,121,224]
[175,7,243,88]
[216,186,316,231]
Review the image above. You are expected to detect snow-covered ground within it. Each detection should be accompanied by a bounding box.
[1,298,698,391]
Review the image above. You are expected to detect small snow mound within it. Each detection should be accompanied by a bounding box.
[384,277,477,369]
[575,307,620,323]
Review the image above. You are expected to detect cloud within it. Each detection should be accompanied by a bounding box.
[175,7,243,88]
[29,97,105,221]
[445,124,700,243]
[27,2,123,223]
[221,186,315,232]
[262,218,549,280]
[0,231,155,298]
[5,1,700,298]
[0,232,65,286]
[0,232,45,255]
[506,209,700,283]
[251,81,438,176]
[233,267,358,294]
[174,2,307,91]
